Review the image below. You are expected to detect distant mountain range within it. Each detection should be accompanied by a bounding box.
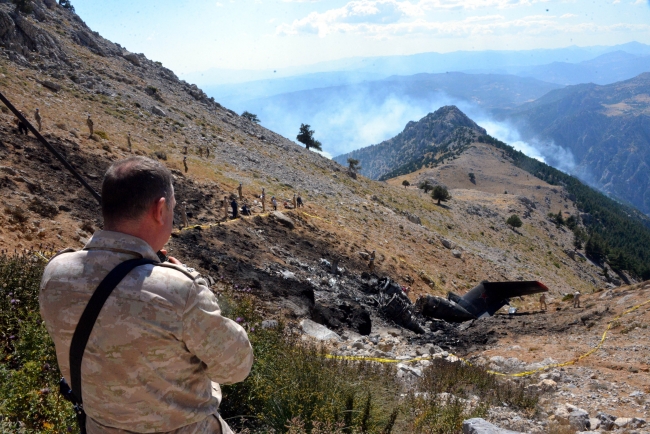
[512,51,650,86]
[502,72,650,215]
[228,72,561,157]
[188,42,650,89]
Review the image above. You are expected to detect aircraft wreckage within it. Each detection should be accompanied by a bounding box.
[416,280,549,323]
[370,278,548,333]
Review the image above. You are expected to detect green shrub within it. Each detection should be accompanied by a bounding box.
[94,130,109,140]
[0,255,76,433]
[219,295,401,433]
[506,215,523,229]
[406,359,538,433]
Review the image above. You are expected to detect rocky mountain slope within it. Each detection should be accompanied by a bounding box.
[1,3,650,431]
[502,72,650,216]
[334,106,486,180]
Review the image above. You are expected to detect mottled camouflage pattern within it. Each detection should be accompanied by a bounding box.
[40,231,253,434]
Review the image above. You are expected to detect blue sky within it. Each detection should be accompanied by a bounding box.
[75,0,650,75]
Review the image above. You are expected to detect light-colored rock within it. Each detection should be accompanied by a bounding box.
[151,106,167,117]
[351,341,365,350]
[261,320,278,329]
[554,404,590,431]
[614,417,646,428]
[462,418,522,434]
[538,379,557,392]
[270,211,295,229]
[452,249,463,259]
[440,238,453,249]
[300,319,341,341]
[397,363,422,377]
[588,418,601,430]
[280,270,296,280]
[358,251,370,260]
[122,51,141,66]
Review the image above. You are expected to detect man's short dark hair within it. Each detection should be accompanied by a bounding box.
[102,157,173,224]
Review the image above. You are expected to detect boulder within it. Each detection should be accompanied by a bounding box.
[462,418,522,434]
[614,417,646,429]
[597,412,617,431]
[300,319,341,341]
[554,404,590,431]
[440,238,453,249]
[122,51,141,66]
[358,251,370,260]
[270,211,294,229]
[588,418,600,430]
[42,80,61,92]
[0,166,17,176]
[406,213,421,225]
[537,379,557,392]
[151,106,167,117]
[452,250,463,259]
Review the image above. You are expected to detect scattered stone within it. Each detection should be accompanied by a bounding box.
[462,418,522,434]
[300,319,341,341]
[537,379,557,392]
[351,341,365,350]
[122,51,141,66]
[280,270,296,280]
[588,418,601,430]
[597,412,617,431]
[270,211,294,229]
[42,80,61,92]
[554,404,590,431]
[151,106,167,117]
[358,251,370,260]
[0,166,17,176]
[440,238,453,249]
[452,249,463,259]
[261,320,278,329]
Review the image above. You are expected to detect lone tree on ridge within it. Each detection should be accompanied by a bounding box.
[347,158,361,173]
[297,123,322,151]
[402,180,410,188]
[241,111,260,123]
[431,186,451,205]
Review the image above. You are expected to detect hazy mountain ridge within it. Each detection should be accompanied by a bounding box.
[504,72,650,215]
[334,106,486,179]
[238,73,560,157]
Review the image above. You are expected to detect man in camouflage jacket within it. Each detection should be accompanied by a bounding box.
[40,156,253,434]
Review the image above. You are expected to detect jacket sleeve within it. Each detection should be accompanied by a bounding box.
[181,279,254,384]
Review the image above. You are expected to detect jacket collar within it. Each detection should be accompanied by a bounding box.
[84,230,160,262]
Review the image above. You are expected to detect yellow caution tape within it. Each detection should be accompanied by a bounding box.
[326,297,650,377]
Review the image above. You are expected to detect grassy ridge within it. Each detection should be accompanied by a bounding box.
[0,255,539,433]
[479,135,650,280]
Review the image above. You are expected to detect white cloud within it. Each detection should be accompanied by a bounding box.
[277,3,649,38]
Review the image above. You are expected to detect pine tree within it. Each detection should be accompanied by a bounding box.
[241,111,260,123]
[58,0,75,12]
[431,186,451,205]
[506,214,523,229]
[296,124,322,151]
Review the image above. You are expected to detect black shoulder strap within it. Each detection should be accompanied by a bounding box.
[69,258,158,404]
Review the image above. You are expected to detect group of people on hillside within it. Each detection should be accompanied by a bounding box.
[179,183,305,228]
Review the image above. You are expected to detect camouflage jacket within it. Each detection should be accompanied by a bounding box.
[39,231,253,433]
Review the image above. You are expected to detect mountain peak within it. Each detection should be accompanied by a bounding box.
[334,106,485,179]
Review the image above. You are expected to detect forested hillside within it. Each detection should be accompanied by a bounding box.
[503,72,650,216]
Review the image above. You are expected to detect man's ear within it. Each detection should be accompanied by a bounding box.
[152,197,167,225]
